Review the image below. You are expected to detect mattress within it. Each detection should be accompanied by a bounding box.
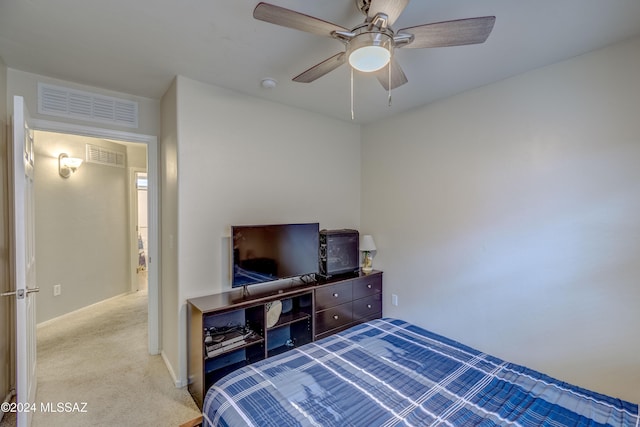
[203,318,639,426]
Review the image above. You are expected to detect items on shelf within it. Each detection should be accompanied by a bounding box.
[204,325,256,359]
[266,300,282,328]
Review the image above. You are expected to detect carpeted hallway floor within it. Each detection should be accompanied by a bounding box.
[29,291,200,427]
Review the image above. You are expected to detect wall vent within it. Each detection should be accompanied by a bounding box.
[86,144,126,168]
[38,82,139,128]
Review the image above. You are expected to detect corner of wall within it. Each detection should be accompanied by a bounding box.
[159,76,180,382]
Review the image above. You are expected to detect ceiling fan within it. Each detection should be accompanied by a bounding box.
[253,0,496,90]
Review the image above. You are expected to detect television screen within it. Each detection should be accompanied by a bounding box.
[231,223,319,288]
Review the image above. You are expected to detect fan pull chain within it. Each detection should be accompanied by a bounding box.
[388,60,392,107]
[351,67,355,120]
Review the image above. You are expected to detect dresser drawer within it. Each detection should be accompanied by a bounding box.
[315,281,352,311]
[315,303,353,335]
[353,293,382,320]
[352,274,382,300]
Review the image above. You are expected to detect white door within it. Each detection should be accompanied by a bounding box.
[12,95,38,426]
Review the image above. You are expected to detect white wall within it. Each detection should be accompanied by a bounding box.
[34,132,130,323]
[7,69,160,136]
[361,36,640,403]
[176,76,362,297]
[166,75,361,384]
[127,144,147,169]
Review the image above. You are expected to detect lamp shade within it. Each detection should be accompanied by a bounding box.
[62,156,83,170]
[360,235,377,252]
[58,153,83,178]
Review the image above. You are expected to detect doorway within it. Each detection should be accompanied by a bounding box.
[30,119,159,354]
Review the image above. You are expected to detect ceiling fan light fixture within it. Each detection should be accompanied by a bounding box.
[349,45,390,72]
[348,32,392,72]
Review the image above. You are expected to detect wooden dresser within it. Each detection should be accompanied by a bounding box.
[314,271,383,340]
[187,270,382,409]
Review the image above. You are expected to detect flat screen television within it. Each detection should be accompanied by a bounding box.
[231,223,319,288]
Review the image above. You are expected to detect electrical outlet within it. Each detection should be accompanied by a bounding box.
[392,294,398,306]
[53,284,62,297]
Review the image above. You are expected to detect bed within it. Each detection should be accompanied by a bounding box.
[202,318,639,426]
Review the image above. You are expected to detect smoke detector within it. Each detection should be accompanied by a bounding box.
[260,78,278,89]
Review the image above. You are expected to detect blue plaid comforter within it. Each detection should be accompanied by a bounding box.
[203,318,639,426]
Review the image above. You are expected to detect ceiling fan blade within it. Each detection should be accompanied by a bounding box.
[293,52,346,83]
[253,2,349,37]
[373,57,408,90]
[367,0,410,26]
[399,16,496,49]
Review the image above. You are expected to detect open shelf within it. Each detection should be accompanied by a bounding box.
[267,330,312,358]
[268,344,297,358]
[204,342,265,393]
[266,315,312,358]
[205,360,248,385]
[268,311,311,331]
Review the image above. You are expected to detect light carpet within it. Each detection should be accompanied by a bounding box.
[29,291,200,427]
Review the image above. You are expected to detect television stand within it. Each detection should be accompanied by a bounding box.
[187,270,382,409]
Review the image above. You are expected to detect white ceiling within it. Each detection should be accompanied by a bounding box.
[1,0,640,124]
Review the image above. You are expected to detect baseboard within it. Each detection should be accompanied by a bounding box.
[161,350,186,388]
[36,291,135,328]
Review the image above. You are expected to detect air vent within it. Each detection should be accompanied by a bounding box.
[38,82,139,128]
[86,144,126,168]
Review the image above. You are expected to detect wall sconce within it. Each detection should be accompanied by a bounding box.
[58,153,83,178]
[360,234,377,273]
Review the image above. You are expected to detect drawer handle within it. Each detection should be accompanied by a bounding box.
[367,284,372,289]
[367,304,372,309]
[333,315,339,320]
[333,293,339,297]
